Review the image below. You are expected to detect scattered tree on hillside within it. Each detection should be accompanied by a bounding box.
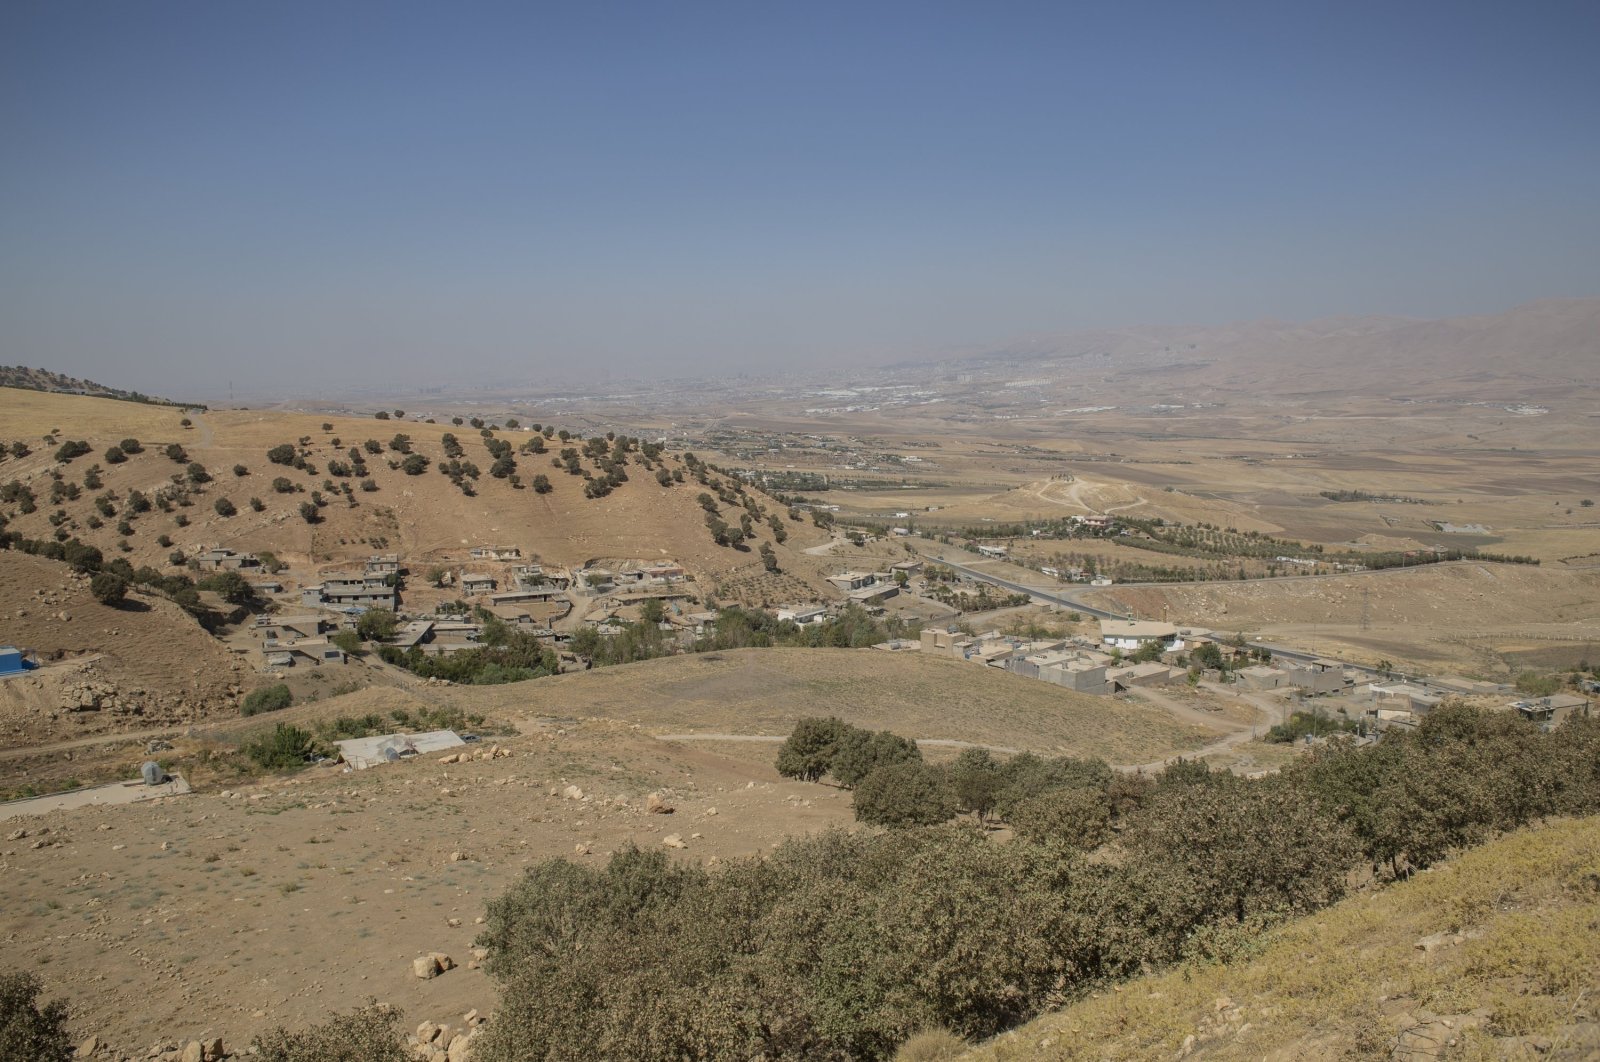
[853,761,957,827]
[774,716,851,782]
[356,608,398,642]
[89,572,127,607]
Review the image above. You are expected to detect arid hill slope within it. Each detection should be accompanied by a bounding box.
[0,391,837,603]
[0,551,246,743]
[962,815,1600,1060]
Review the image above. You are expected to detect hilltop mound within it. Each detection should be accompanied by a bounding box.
[0,550,246,744]
[962,815,1600,1061]
[0,365,194,407]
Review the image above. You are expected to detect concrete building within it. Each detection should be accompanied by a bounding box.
[1099,619,1184,653]
[256,615,327,642]
[364,553,400,575]
[1237,665,1290,691]
[196,548,258,572]
[305,573,398,609]
[461,573,497,594]
[1511,693,1591,731]
[777,605,829,625]
[826,571,878,592]
[470,546,522,561]
[848,583,899,606]
[1107,662,1173,690]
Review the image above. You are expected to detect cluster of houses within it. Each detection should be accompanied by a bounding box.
[823,560,921,608]
[915,619,1198,696]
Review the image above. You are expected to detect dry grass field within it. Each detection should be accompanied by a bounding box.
[0,716,858,1054]
[1084,564,1600,675]
[432,647,1219,763]
[962,815,1600,1061]
[0,644,1236,1055]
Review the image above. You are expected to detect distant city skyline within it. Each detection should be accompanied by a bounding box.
[3,1,1598,397]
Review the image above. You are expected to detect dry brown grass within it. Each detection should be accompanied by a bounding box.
[451,647,1222,764]
[961,815,1600,1061]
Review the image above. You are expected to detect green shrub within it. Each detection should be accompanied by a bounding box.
[252,1002,407,1062]
[0,971,72,1062]
[241,684,293,716]
[853,761,957,828]
[244,723,314,769]
[89,572,127,607]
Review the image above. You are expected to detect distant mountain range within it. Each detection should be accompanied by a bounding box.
[905,297,1600,397]
[0,365,199,408]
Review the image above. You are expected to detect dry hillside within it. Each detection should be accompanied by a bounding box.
[963,815,1600,1061]
[441,647,1219,764]
[0,551,247,744]
[0,389,839,604]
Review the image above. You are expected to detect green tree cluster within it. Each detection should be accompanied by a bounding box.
[468,706,1600,1062]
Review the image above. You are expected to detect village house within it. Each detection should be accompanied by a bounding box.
[1099,619,1184,653]
[391,620,435,650]
[975,544,1008,558]
[364,553,400,575]
[1237,664,1291,691]
[641,562,688,583]
[460,573,497,595]
[1040,657,1111,695]
[1107,662,1174,691]
[777,604,829,625]
[1511,693,1591,731]
[264,639,347,668]
[196,548,259,572]
[848,583,899,606]
[304,571,397,609]
[256,614,328,643]
[470,546,522,561]
[826,571,878,592]
[510,563,577,590]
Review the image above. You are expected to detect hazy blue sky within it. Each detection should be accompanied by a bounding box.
[3,1,1597,398]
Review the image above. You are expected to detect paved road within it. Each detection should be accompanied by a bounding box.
[0,775,191,821]
[914,545,1498,697]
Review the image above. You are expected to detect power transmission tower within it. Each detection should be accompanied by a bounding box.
[1360,586,1371,631]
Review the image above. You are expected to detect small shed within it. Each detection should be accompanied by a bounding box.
[0,646,28,677]
[335,730,467,770]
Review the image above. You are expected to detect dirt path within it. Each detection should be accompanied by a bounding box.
[656,734,1022,754]
[1119,683,1279,773]
[803,535,843,556]
[0,726,182,763]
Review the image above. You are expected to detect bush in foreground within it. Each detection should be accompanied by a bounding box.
[241,683,293,717]
[252,1002,407,1062]
[0,971,72,1061]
